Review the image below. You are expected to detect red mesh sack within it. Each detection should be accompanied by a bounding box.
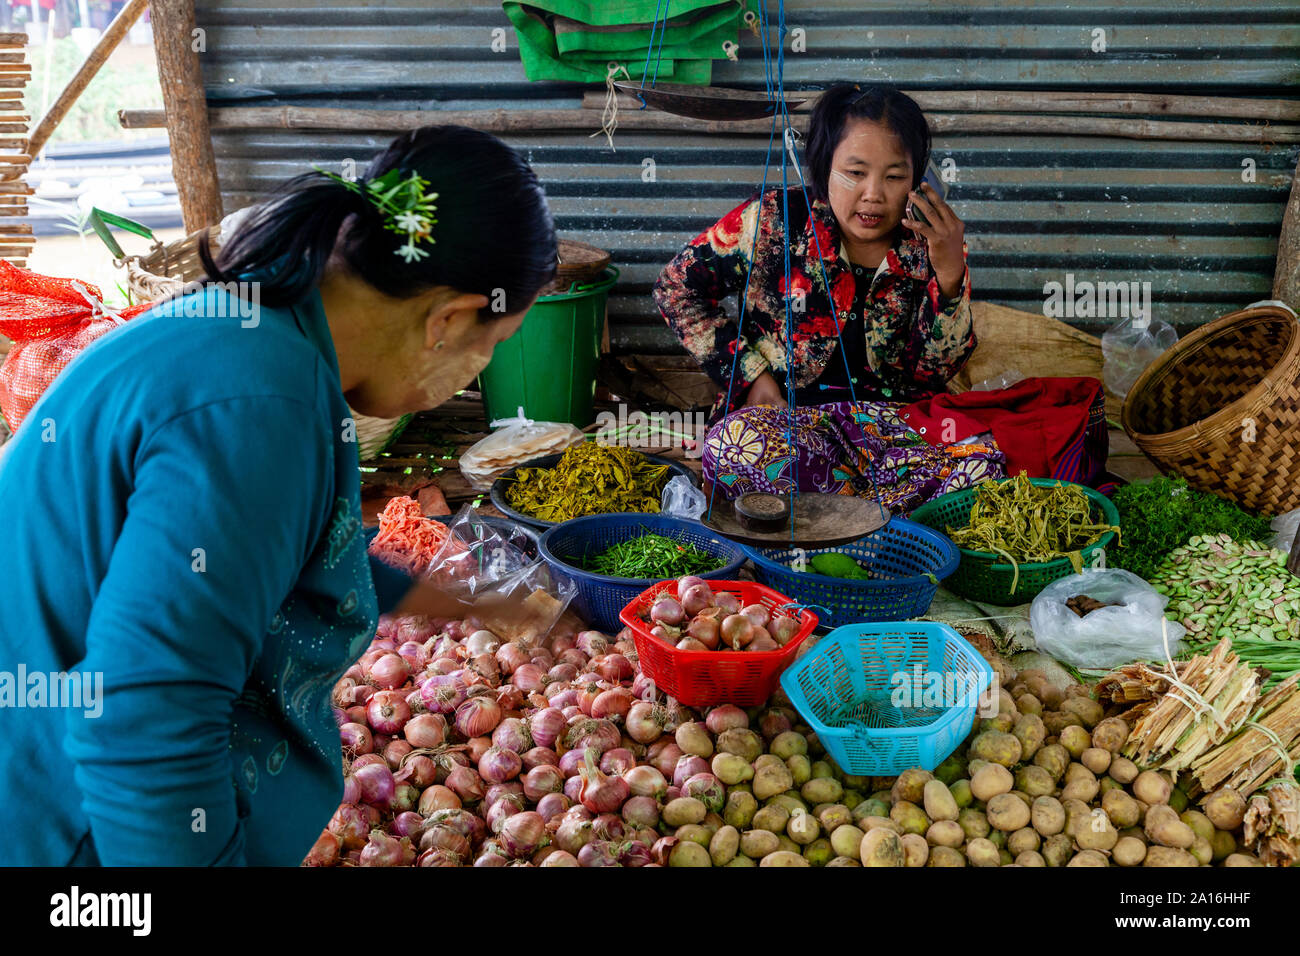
[0,260,156,431]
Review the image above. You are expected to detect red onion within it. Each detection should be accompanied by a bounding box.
[673,754,709,789]
[591,687,633,720]
[455,696,503,738]
[492,717,533,754]
[575,631,608,657]
[770,614,801,645]
[470,653,501,684]
[591,813,625,842]
[649,624,681,645]
[650,595,685,627]
[558,748,588,778]
[478,746,522,784]
[706,704,749,735]
[648,740,684,779]
[741,603,771,629]
[394,754,435,789]
[661,700,693,733]
[400,713,444,750]
[631,674,657,702]
[521,746,559,772]
[332,677,357,708]
[366,652,410,691]
[500,811,548,858]
[683,772,726,812]
[599,748,636,776]
[430,658,461,676]
[540,850,580,867]
[531,646,555,667]
[748,631,778,652]
[760,708,793,739]
[443,620,468,642]
[418,848,461,867]
[548,663,579,684]
[345,705,368,725]
[464,629,501,655]
[466,736,492,762]
[420,825,470,860]
[392,811,426,839]
[366,690,411,735]
[496,684,526,712]
[433,751,469,783]
[394,616,437,642]
[720,614,755,650]
[391,783,420,813]
[418,784,460,815]
[445,765,485,803]
[377,614,399,639]
[353,762,396,808]
[563,775,583,803]
[554,815,594,855]
[512,663,546,694]
[596,653,634,683]
[676,637,707,651]
[327,804,369,850]
[486,794,524,834]
[353,686,377,707]
[429,808,485,845]
[625,701,664,744]
[496,642,531,676]
[420,674,467,714]
[561,704,583,720]
[536,792,572,823]
[621,795,660,828]
[685,616,720,649]
[331,706,349,728]
[559,648,589,670]
[523,764,564,801]
[577,840,621,867]
[358,648,387,671]
[382,738,413,770]
[547,686,579,708]
[680,582,715,616]
[578,748,629,814]
[398,640,430,672]
[359,830,406,866]
[350,752,385,770]
[304,828,341,866]
[622,765,668,799]
[339,722,373,755]
[620,841,653,867]
[482,782,523,812]
[341,774,362,807]
[565,717,621,755]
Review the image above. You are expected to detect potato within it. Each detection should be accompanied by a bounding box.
[1041,833,1073,867]
[1011,713,1047,760]
[716,728,762,763]
[927,846,966,867]
[841,789,865,811]
[801,777,843,805]
[829,823,864,860]
[890,768,933,805]
[1099,776,1124,797]
[662,797,707,827]
[676,824,712,847]
[710,753,754,786]
[958,808,991,841]
[966,837,1000,867]
[785,754,812,787]
[861,815,902,834]
[723,790,758,829]
[988,827,1007,850]
[966,758,990,777]
[668,841,712,866]
[1075,813,1119,852]
[818,804,853,833]
[1089,716,1129,753]
[776,834,801,855]
[759,850,810,867]
[675,722,714,758]
[1068,849,1109,867]
[933,752,967,785]
[1080,747,1111,775]
[1101,789,1141,829]
[926,820,965,848]
[859,827,905,867]
[1060,696,1103,729]
[1202,787,1247,830]
[970,764,1014,802]
[1118,827,1145,844]
[1110,835,1146,866]
[1062,798,1094,839]
[1015,850,1046,867]
[1033,744,1071,782]
[725,855,757,867]
[970,731,1023,768]
[950,779,974,809]
[751,804,790,834]
[1180,810,1214,844]
[810,760,835,779]
[1058,725,1092,758]
[1133,771,1172,806]
[979,713,1016,735]
[899,833,929,867]
[1013,764,1055,799]
[739,828,780,858]
[1061,777,1100,804]
[1222,853,1263,867]
[752,762,795,801]
[852,797,890,822]
[803,837,835,866]
[889,801,930,836]
[1024,672,1061,709]
[1168,786,1189,814]
[1007,827,1040,855]
[986,793,1032,832]
[1042,711,1083,736]
[1030,796,1066,836]
[1145,805,1195,849]
[1211,829,1236,862]
[922,780,959,822]
[769,731,808,759]
[1014,693,1043,716]
[1108,756,1139,784]
[1144,846,1198,867]
[1064,762,1096,785]
[826,856,860,867]
[1189,835,1213,866]
[708,825,739,865]
[787,808,821,846]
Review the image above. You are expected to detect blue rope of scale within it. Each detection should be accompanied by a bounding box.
[707,0,889,546]
[634,0,672,108]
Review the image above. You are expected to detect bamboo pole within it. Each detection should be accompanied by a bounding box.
[151,0,222,230]
[23,0,146,162]
[1274,157,1300,314]
[118,105,1300,144]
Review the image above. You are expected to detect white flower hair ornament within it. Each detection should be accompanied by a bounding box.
[317,166,439,263]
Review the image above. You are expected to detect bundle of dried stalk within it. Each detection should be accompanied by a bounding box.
[1242,781,1300,867]
[1096,640,1259,770]
[1190,673,1300,796]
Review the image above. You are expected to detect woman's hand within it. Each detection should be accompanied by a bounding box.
[902,182,966,300]
[745,370,788,409]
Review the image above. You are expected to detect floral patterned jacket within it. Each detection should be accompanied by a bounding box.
[653,187,975,421]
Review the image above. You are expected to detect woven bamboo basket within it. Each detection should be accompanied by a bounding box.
[125,222,411,461]
[1121,304,1300,516]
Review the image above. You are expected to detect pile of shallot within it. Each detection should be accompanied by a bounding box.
[637,576,803,653]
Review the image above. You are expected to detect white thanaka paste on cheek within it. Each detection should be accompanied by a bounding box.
[829,169,857,191]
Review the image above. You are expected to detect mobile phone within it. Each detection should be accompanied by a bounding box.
[905,161,948,228]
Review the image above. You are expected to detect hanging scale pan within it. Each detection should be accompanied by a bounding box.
[701,492,891,549]
[613,80,806,121]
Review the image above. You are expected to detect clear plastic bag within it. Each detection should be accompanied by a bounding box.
[1101,317,1178,400]
[1271,506,1300,555]
[1029,568,1186,669]
[970,368,1025,392]
[660,474,706,519]
[422,505,577,645]
[458,408,585,490]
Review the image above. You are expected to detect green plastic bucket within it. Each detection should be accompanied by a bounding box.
[478,266,618,428]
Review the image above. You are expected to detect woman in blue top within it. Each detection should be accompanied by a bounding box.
[0,126,557,866]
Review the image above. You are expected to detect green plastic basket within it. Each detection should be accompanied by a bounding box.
[908,478,1121,607]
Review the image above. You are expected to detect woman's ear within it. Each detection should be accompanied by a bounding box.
[423,291,491,350]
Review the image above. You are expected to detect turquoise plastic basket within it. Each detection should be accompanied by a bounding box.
[779,622,993,775]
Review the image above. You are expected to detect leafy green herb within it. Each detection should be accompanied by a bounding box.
[583,532,722,579]
[1110,476,1273,580]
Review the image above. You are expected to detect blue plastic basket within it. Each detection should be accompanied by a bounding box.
[780,622,993,775]
[743,519,959,629]
[539,514,748,634]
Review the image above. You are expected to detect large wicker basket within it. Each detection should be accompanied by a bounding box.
[126,221,411,462]
[1122,304,1300,516]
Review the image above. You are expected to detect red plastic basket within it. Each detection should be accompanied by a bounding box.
[619,580,819,707]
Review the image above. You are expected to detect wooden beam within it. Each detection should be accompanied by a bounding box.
[1274,157,1300,311]
[150,0,222,230]
[119,105,1300,144]
[23,0,146,162]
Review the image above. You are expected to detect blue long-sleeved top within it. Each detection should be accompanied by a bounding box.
[0,284,411,866]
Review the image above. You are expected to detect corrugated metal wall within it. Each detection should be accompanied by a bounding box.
[195,0,1299,350]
